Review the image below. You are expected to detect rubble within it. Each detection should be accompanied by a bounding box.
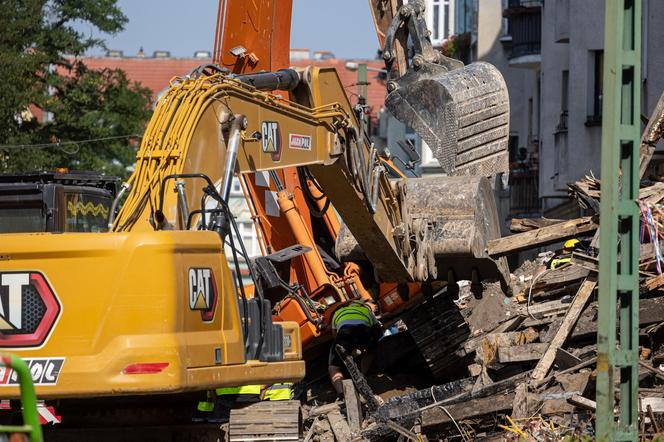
[297,95,664,441]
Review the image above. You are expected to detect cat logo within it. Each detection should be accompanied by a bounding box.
[261,121,282,162]
[188,268,217,322]
[0,272,61,348]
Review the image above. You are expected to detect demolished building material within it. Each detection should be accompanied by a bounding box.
[299,93,664,441]
[302,184,664,441]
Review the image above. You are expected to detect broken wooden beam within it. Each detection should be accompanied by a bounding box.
[568,394,597,411]
[488,217,598,258]
[498,343,549,363]
[326,410,352,442]
[643,273,664,293]
[531,277,597,381]
[342,380,362,436]
[571,296,664,341]
[510,217,564,233]
[421,392,515,429]
[309,402,340,418]
[640,90,664,178]
[639,360,664,383]
[524,265,590,299]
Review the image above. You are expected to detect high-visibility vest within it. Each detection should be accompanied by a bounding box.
[263,383,293,401]
[548,256,571,269]
[215,384,262,396]
[197,390,215,412]
[332,303,375,330]
[197,400,214,412]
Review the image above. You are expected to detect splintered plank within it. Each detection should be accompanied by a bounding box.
[643,273,664,293]
[568,394,597,411]
[498,343,550,363]
[640,90,664,178]
[326,410,352,442]
[342,379,362,435]
[510,217,564,233]
[421,392,515,429]
[531,277,597,381]
[487,217,598,258]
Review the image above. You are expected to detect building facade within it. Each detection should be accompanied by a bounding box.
[498,0,664,218]
[388,0,664,226]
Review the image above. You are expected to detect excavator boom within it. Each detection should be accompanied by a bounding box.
[114,63,508,286]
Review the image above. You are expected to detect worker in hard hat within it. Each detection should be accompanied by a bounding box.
[328,300,382,399]
[547,238,584,269]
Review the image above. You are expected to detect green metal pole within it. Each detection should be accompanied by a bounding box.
[358,63,369,132]
[0,355,43,442]
[596,1,641,441]
[358,63,368,102]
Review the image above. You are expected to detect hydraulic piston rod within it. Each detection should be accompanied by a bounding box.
[236,69,300,91]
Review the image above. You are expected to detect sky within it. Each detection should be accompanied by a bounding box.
[81,0,379,59]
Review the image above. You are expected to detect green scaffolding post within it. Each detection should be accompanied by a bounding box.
[596,0,641,440]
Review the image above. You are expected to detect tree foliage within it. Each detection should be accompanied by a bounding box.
[0,0,152,177]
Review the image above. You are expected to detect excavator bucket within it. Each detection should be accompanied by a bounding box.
[336,175,510,288]
[403,175,510,287]
[372,0,510,178]
[386,62,510,178]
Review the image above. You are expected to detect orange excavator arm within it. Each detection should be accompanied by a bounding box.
[205,0,511,351]
[213,0,292,73]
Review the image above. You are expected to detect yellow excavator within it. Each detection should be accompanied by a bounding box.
[0,0,510,438]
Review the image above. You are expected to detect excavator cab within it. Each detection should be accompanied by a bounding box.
[0,171,118,234]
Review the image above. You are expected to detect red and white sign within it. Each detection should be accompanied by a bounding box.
[0,357,65,386]
[289,134,312,151]
[0,272,61,348]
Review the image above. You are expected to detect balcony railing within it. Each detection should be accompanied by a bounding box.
[507,0,543,8]
[509,169,541,215]
[556,110,568,132]
[506,9,541,60]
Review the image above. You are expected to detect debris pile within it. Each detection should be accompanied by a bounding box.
[298,97,664,441]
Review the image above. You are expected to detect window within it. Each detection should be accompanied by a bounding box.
[508,135,520,163]
[433,0,440,41]
[64,193,112,232]
[430,0,453,44]
[224,221,260,260]
[557,70,569,131]
[237,221,260,257]
[230,176,243,196]
[561,70,569,112]
[0,205,45,233]
[443,1,450,39]
[501,0,510,36]
[587,50,603,125]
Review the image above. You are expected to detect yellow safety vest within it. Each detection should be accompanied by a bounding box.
[332,303,375,330]
[197,390,215,412]
[198,384,263,412]
[216,384,262,396]
[549,256,571,269]
[263,383,293,401]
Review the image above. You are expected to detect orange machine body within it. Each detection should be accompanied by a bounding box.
[213,0,420,350]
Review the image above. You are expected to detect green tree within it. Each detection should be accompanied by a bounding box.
[0,0,152,177]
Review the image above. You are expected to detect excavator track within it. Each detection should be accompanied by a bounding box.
[228,400,301,442]
[401,294,471,379]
